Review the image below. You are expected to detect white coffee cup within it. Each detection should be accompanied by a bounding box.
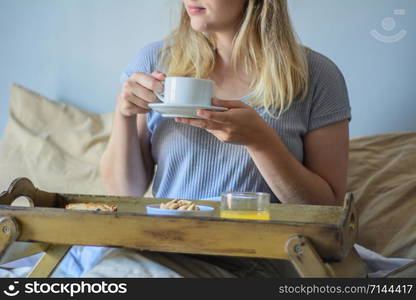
[154,77,214,106]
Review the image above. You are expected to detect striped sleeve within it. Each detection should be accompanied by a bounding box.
[307,52,352,132]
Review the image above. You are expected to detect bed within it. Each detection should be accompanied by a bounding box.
[0,84,415,277]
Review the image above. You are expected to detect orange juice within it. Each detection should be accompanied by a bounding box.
[220,210,270,220]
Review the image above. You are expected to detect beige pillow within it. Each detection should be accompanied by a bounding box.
[0,84,112,194]
[348,132,416,259]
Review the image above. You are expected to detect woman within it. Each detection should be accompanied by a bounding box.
[97,0,351,277]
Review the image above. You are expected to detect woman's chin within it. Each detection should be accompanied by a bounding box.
[190,20,210,32]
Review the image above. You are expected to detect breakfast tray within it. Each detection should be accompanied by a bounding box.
[0,177,367,278]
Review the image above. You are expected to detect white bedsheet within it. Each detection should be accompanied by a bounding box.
[0,243,414,278]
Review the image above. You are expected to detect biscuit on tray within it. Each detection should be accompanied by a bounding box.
[65,203,117,212]
[160,199,200,211]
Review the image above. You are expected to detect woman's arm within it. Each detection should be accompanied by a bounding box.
[246,120,349,206]
[100,105,154,197]
[177,99,349,206]
[100,72,164,197]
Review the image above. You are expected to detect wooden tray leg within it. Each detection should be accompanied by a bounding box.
[1,195,50,265]
[27,245,71,278]
[285,235,368,278]
[285,234,336,278]
[0,216,20,258]
[327,246,368,278]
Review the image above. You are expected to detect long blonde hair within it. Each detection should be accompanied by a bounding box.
[160,0,309,116]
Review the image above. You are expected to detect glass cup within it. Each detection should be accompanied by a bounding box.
[220,192,271,220]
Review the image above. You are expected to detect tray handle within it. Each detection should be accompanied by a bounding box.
[0,177,60,208]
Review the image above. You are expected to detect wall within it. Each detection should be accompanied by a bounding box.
[0,0,415,138]
[289,0,415,137]
[0,0,179,138]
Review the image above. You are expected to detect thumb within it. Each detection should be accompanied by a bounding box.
[212,98,247,108]
[151,71,166,81]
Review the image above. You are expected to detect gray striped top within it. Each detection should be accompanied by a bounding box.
[120,41,351,203]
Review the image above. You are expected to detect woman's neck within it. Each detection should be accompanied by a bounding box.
[213,28,237,67]
[210,29,253,100]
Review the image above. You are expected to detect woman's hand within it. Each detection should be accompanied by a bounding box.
[118,71,166,117]
[175,98,274,147]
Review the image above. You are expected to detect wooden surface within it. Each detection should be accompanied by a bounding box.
[61,194,343,226]
[0,178,357,262]
[0,205,349,261]
[0,241,48,265]
[286,235,335,277]
[0,216,19,258]
[0,178,62,208]
[27,244,70,278]
[0,187,50,264]
[329,246,368,278]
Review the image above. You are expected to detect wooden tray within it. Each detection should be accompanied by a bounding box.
[0,177,366,278]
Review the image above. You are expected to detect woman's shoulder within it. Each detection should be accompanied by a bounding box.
[305,48,346,83]
[133,40,165,69]
[138,40,165,57]
[120,40,165,82]
[302,48,351,131]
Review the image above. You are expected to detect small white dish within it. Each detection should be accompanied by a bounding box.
[146,204,215,217]
[149,103,227,119]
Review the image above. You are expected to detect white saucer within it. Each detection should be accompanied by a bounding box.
[149,103,228,119]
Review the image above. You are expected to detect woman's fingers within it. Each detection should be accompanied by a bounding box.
[129,83,158,103]
[123,92,151,109]
[131,72,164,93]
[197,109,230,123]
[151,71,167,81]
[118,72,166,117]
[196,99,249,122]
[212,98,247,108]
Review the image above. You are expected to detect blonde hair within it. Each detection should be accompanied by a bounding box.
[160,0,309,116]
